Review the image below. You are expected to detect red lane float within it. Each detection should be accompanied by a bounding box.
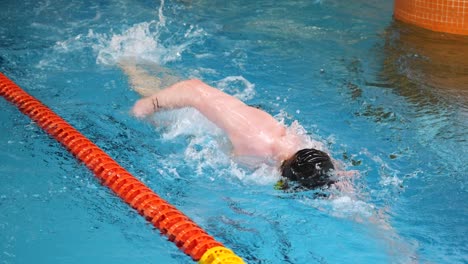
[0,72,245,263]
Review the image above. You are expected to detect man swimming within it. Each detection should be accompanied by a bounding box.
[121,61,337,191]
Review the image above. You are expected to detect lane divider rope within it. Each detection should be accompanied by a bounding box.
[0,72,245,264]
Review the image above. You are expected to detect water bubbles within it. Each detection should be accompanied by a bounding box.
[379,174,403,187]
[153,108,222,139]
[47,10,207,70]
[216,76,256,101]
[93,21,164,65]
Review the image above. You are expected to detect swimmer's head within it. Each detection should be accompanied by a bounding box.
[280,148,335,190]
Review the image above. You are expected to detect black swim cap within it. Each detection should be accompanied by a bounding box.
[280,148,335,190]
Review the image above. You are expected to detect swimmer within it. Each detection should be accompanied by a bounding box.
[120,60,349,191]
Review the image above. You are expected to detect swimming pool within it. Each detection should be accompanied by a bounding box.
[1,0,467,263]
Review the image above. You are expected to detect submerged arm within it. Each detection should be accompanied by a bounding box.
[119,59,164,97]
[119,58,181,97]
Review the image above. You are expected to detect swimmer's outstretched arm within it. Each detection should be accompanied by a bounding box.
[131,79,285,143]
[131,79,203,117]
[133,78,293,159]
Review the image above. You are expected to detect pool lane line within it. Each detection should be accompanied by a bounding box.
[0,72,245,264]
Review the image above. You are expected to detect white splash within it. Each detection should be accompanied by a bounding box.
[49,0,205,68]
[90,21,205,66]
[152,108,223,139]
[216,76,256,101]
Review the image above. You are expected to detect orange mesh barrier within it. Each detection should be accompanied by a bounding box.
[394,0,468,35]
[0,72,245,262]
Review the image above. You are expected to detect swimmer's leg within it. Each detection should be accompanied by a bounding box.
[118,57,180,97]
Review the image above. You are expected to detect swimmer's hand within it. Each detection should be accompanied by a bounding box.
[132,96,159,118]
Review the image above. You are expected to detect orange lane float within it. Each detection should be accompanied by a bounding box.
[0,72,245,264]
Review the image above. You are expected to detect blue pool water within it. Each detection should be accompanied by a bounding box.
[1,0,467,263]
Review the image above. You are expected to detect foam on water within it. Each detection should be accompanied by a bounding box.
[216,76,256,101]
[90,21,204,66]
[48,1,205,68]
